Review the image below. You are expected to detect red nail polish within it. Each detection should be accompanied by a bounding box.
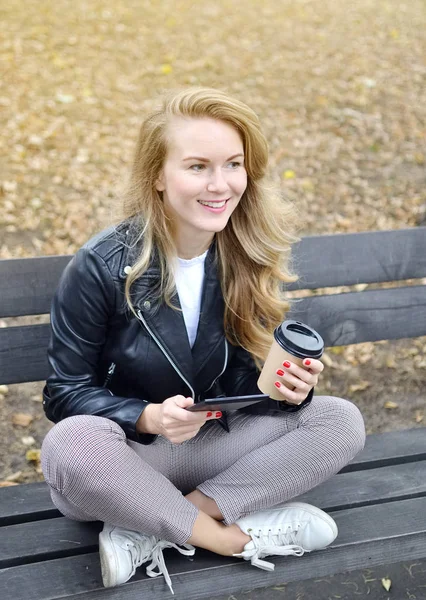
[276,369,284,376]
[274,381,281,388]
[206,412,213,417]
[305,359,311,366]
[283,361,291,368]
[216,411,222,418]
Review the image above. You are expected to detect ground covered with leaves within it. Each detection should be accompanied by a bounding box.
[0,0,425,484]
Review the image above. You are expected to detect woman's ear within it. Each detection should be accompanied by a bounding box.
[155,172,165,192]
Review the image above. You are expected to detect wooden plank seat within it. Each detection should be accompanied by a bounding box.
[0,227,425,599]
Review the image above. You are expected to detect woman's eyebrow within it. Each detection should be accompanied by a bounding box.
[182,153,244,162]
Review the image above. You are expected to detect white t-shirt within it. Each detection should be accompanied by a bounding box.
[174,250,208,347]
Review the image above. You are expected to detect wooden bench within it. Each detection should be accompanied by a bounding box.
[1,227,425,599]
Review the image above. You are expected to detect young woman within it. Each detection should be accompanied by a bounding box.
[41,88,365,594]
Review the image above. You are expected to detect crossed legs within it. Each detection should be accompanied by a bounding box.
[41,396,365,555]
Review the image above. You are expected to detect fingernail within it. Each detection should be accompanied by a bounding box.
[216,411,222,418]
[305,359,311,366]
[276,369,284,376]
[206,412,213,417]
[283,361,291,368]
[274,381,281,388]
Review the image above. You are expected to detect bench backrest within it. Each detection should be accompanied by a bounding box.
[1,227,425,385]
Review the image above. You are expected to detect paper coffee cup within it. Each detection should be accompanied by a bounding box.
[257,320,324,400]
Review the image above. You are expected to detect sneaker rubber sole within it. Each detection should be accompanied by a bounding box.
[99,527,118,588]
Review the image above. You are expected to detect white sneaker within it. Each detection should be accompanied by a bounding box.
[234,502,338,571]
[99,523,158,587]
[146,540,196,595]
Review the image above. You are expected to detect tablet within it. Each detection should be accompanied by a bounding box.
[186,394,269,412]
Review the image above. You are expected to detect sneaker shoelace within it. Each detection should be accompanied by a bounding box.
[146,540,196,595]
[119,530,156,577]
[244,525,305,571]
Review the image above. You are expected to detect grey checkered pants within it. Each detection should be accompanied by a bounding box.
[41,395,365,545]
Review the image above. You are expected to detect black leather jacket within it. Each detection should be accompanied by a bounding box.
[43,221,312,443]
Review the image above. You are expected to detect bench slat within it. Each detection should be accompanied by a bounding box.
[0,255,71,318]
[0,518,101,569]
[1,228,425,319]
[341,427,426,471]
[289,226,426,290]
[296,460,426,510]
[0,516,221,570]
[1,429,425,526]
[0,324,50,384]
[2,284,425,384]
[290,285,426,346]
[0,482,59,526]
[1,497,425,600]
[2,461,425,568]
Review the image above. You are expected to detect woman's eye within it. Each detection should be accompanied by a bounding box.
[227,161,241,169]
[190,164,205,172]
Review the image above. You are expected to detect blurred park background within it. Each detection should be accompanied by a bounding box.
[0,0,425,484]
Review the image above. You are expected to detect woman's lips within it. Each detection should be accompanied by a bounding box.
[198,198,229,215]
[197,198,229,213]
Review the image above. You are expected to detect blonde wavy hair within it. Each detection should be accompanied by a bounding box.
[122,87,299,367]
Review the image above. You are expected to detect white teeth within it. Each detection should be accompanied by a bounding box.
[198,200,227,208]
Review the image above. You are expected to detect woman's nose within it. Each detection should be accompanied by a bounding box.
[207,169,229,193]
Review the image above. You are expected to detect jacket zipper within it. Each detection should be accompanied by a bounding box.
[204,338,228,394]
[136,309,196,399]
[103,362,116,388]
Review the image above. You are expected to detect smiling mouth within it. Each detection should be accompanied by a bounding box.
[197,198,229,208]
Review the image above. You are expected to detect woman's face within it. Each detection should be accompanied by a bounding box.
[156,117,247,254]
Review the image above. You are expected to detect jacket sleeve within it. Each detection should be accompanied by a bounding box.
[43,246,155,444]
[220,344,313,415]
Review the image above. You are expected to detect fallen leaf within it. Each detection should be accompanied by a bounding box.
[386,357,397,368]
[55,93,75,103]
[321,352,335,367]
[52,55,66,68]
[30,197,42,208]
[21,436,36,446]
[160,63,173,75]
[31,394,43,402]
[329,346,344,355]
[301,178,315,190]
[0,385,9,394]
[354,283,368,292]
[384,401,399,409]
[6,471,22,482]
[335,216,352,228]
[381,577,391,591]
[0,481,19,487]
[28,135,44,147]
[26,449,41,463]
[415,411,424,423]
[349,381,371,393]
[361,77,376,88]
[315,95,328,106]
[12,413,34,427]
[81,87,94,98]
[282,169,296,179]
[358,342,375,364]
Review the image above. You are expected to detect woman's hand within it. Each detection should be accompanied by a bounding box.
[136,395,221,443]
[273,358,324,405]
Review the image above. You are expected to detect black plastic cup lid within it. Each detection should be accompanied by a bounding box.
[274,320,324,359]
